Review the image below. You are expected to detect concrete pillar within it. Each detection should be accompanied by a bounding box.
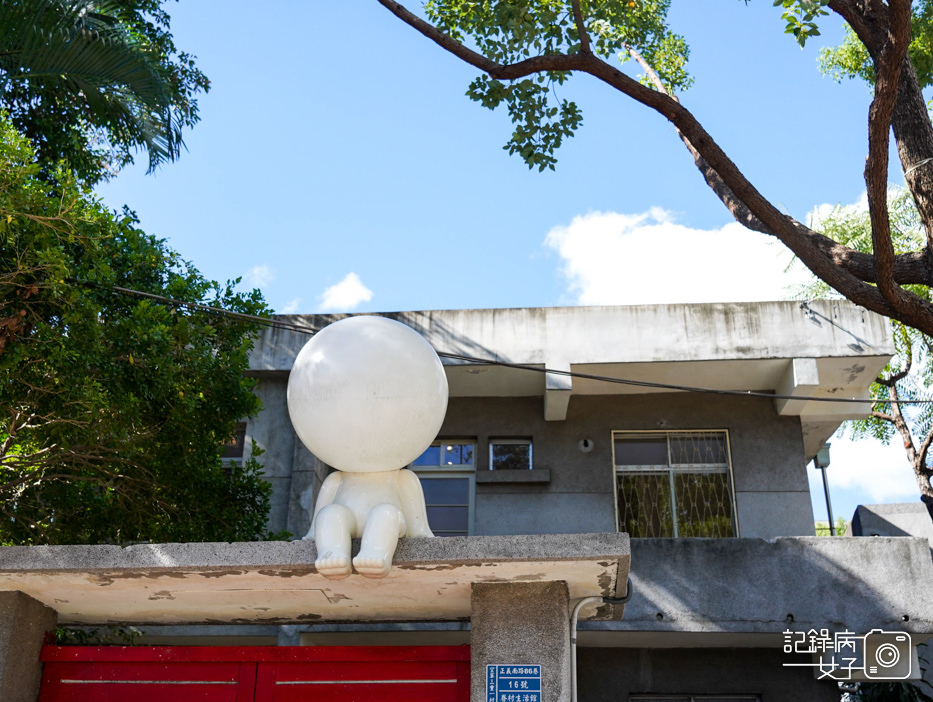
[0,591,57,702]
[471,581,571,702]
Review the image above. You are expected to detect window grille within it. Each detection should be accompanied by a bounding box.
[613,430,737,538]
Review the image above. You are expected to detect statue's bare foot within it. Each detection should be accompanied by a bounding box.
[315,556,351,580]
[353,552,392,579]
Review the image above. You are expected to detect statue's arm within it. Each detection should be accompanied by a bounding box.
[397,469,435,538]
[305,471,343,539]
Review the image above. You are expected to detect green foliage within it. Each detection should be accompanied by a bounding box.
[0,0,209,185]
[55,625,142,646]
[794,191,933,448]
[819,1,933,89]
[425,0,691,170]
[772,0,830,47]
[0,115,273,545]
[814,516,847,536]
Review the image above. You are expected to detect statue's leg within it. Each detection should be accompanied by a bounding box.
[353,503,407,579]
[313,503,355,580]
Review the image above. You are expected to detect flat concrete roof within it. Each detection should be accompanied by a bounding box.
[0,534,630,626]
[249,302,894,457]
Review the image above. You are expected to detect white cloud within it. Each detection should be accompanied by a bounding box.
[817,436,918,503]
[544,209,812,305]
[281,297,301,314]
[245,264,275,288]
[318,272,373,311]
[807,191,869,229]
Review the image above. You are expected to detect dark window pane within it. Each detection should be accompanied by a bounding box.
[614,438,667,466]
[443,443,474,466]
[221,423,246,459]
[413,445,441,466]
[669,433,728,466]
[426,506,469,532]
[674,473,735,537]
[420,478,469,505]
[491,443,531,470]
[617,473,673,537]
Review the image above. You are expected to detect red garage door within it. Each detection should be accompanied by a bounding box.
[39,645,470,702]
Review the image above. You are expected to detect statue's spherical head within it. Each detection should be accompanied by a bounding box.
[287,316,449,472]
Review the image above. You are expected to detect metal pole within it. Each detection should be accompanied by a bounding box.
[820,465,836,535]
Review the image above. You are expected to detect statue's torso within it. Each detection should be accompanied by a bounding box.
[332,470,405,536]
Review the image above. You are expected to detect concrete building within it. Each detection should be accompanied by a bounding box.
[3,300,933,702]
[237,301,930,699]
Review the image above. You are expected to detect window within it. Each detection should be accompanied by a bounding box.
[613,430,736,538]
[489,439,532,470]
[221,422,247,461]
[411,441,476,536]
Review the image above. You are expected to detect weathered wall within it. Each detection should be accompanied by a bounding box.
[249,377,295,535]
[0,591,57,702]
[471,581,571,702]
[611,537,933,636]
[250,303,894,373]
[850,502,933,542]
[577,648,838,702]
[251,389,814,539]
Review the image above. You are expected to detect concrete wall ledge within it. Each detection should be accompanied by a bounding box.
[592,536,933,637]
[0,533,629,626]
[476,469,551,483]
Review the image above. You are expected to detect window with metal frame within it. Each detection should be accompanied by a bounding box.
[411,441,476,536]
[613,430,737,538]
[489,438,533,470]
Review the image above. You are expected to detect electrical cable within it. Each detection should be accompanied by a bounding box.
[107,284,933,406]
[110,286,321,336]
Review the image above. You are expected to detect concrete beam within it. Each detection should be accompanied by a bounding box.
[544,360,572,421]
[0,534,630,626]
[775,358,820,416]
[0,591,57,702]
[471,581,571,702]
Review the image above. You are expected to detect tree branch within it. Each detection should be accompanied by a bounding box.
[918,423,933,474]
[889,382,918,464]
[376,0,933,331]
[865,0,915,307]
[831,0,933,270]
[571,0,590,55]
[622,42,773,236]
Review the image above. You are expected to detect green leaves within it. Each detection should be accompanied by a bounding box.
[468,73,581,170]
[426,0,691,170]
[0,0,209,185]
[0,115,273,545]
[772,0,829,48]
[819,1,933,90]
[796,190,933,452]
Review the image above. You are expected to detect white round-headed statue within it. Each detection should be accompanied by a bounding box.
[287,315,448,580]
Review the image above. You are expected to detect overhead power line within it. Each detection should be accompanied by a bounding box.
[108,285,930,406]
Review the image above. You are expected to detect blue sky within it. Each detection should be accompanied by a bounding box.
[95,1,920,525]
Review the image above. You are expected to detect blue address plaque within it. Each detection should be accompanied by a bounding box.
[487,663,542,702]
